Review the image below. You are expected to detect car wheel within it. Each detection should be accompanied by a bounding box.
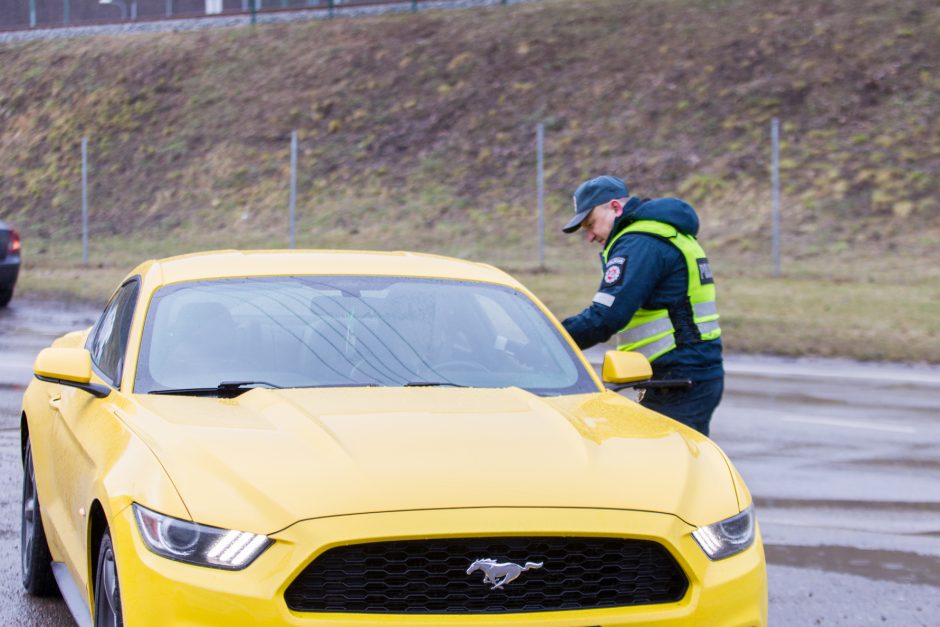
[21,438,57,596]
[0,286,12,308]
[94,529,123,627]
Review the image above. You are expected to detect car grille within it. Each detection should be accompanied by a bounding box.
[284,536,688,614]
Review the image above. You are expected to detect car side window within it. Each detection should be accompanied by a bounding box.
[88,280,140,387]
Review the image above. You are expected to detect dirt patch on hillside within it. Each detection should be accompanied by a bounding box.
[0,0,938,257]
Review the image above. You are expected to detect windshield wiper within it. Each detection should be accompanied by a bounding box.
[149,381,282,398]
[403,381,467,388]
[297,383,381,389]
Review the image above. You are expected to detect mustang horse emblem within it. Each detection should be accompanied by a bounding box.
[466,558,543,590]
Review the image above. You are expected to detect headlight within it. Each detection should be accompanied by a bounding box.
[692,506,755,560]
[133,504,272,570]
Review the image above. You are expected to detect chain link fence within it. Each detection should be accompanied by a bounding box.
[1,0,508,31]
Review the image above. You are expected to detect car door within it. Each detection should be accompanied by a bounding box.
[47,279,139,582]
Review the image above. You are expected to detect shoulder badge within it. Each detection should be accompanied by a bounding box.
[603,256,626,286]
[697,257,714,285]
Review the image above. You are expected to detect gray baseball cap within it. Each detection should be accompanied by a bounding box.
[562,175,629,233]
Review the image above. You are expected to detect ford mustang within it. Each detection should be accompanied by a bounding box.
[21,250,766,626]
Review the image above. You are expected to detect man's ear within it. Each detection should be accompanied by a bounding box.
[611,200,624,217]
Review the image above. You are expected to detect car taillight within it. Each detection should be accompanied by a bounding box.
[8,229,19,255]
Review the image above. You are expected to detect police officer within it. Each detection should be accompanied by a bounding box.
[561,175,723,436]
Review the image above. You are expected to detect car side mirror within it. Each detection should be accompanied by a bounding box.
[33,347,110,398]
[601,350,652,385]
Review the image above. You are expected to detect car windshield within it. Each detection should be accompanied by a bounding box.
[134,276,596,396]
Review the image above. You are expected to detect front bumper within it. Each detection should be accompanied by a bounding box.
[111,506,767,626]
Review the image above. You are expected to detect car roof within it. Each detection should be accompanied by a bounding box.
[131,249,523,289]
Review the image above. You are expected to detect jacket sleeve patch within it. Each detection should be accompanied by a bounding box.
[603,256,627,286]
[593,292,616,307]
[697,257,714,285]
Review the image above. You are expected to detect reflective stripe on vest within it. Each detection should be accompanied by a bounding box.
[632,334,677,360]
[602,219,721,362]
[693,301,718,317]
[696,320,720,336]
[621,316,674,344]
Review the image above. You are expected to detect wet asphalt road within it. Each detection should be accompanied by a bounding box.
[0,299,100,626]
[712,357,940,625]
[1,298,939,625]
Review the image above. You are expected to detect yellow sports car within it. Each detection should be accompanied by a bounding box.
[21,250,766,626]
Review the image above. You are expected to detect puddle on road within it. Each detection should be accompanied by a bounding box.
[756,496,940,514]
[0,297,99,331]
[828,457,940,472]
[0,298,99,351]
[765,544,940,588]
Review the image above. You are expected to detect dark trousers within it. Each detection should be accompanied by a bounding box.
[639,377,724,437]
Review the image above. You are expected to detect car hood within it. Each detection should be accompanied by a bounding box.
[127,387,739,533]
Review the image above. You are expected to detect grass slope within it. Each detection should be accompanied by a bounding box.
[1,0,938,361]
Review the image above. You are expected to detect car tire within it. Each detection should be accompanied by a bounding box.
[21,438,57,596]
[0,286,12,308]
[94,529,124,627]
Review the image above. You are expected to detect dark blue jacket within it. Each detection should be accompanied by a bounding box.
[562,196,723,381]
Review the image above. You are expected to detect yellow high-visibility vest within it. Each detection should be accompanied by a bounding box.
[602,220,721,362]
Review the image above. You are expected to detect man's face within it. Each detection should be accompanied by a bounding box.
[581,201,621,245]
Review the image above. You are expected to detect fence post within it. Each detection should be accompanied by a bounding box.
[771,117,781,277]
[327,0,334,19]
[289,130,298,249]
[82,137,89,265]
[166,0,172,18]
[63,0,70,25]
[536,123,545,268]
[249,0,257,25]
[29,0,37,27]
[411,0,418,12]
[106,0,128,19]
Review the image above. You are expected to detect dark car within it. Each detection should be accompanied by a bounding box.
[0,221,21,307]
